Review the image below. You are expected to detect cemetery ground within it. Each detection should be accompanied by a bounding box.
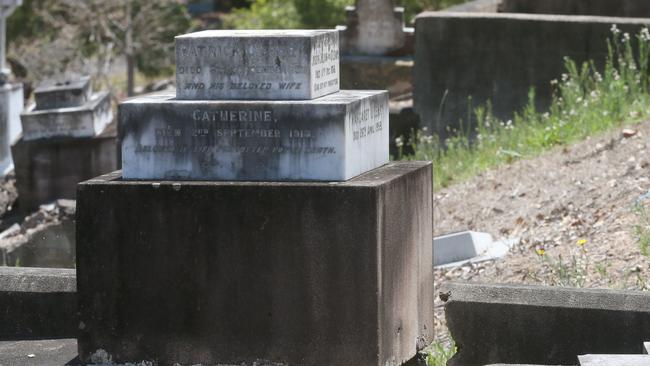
[421,28,650,364]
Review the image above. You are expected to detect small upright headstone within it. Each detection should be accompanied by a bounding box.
[338,0,413,56]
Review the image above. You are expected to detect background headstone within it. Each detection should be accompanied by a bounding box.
[338,0,413,56]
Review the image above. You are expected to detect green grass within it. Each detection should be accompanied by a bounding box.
[398,27,650,190]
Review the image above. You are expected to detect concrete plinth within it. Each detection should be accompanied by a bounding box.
[12,124,117,212]
[0,83,23,174]
[76,161,434,366]
[0,266,77,340]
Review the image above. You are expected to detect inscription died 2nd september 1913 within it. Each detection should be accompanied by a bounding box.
[133,109,338,155]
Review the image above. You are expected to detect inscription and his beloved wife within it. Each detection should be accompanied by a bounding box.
[175,30,340,100]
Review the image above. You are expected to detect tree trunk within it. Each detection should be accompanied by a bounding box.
[126,0,135,96]
[126,53,135,97]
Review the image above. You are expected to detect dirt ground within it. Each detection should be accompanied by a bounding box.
[433,120,650,345]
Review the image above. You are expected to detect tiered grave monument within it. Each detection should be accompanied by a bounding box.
[13,76,117,211]
[0,0,24,176]
[77,30,433,366]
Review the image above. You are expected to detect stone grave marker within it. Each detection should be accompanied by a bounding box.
[175,30,340,100]
[0,0,22,82]
[124,29,386,181]
[21,76,112,141]
[0,0,22,175]
[338,0,413,56]
[13,76,117,211]
[78,29,433,366]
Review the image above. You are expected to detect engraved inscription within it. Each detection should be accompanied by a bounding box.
[349,97,385,142]
[134,109,337,156]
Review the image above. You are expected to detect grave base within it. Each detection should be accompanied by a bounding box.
[76,161,433,366]
[11,124,117,212]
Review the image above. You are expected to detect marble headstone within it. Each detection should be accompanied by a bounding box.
[120,90,389,181]
[175,30,340,100]
[21,77,112,141]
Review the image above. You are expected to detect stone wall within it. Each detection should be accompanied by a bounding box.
[413,12,650,136]
[500,0,650,18]
[442,282,650,365]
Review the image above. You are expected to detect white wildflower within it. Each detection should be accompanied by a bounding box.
[611,24,620,35]
[623,32,631,42]
[395,137,404,148]
[594,72,603,83]
[642,27,650,41]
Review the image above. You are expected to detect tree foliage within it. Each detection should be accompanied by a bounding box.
[7,0,193,95]
[223,0,437,30]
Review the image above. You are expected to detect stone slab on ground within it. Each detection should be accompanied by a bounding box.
[0,339,77,366]
[433,231,493,266]
[413,12,650,136]
[33,77,92,110]
[0,83,23,174]
[20,91,112,141]
[12,123,117,212]
[0,266,77,339]
[578,354,650,366]
[119,90,389,181]
[175,29,339,100]
[441,282,650,366]
[76,161,434,366]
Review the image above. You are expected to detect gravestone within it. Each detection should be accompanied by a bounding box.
[13,76,117,212]
[336,0,419,156]
[338,0,413,56]
[176,30,340,100]
[0,0,23,175]
[78,29,433,366]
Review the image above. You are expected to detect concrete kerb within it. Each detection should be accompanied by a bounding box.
[0,266,77,340]
[441,282,650,366]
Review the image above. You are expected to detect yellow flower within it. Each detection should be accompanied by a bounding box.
[577,239,587,246]
[536,248,546,256]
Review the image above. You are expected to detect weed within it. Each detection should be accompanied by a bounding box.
[424,341,456,366]
[397,27,650,190]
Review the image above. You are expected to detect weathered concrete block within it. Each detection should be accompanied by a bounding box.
[175,30,340,100]
[76,161,434,366]
[0,266,77,340]
[0,83,23,175]
[12,124,117,212]
[119,91,389,181]
[20,91,112,141]
[33,76,92,110]
[413,12,650,136]
[499,0,650,18]
[442,282,650,366]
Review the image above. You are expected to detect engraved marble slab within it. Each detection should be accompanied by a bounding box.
[20,91,112,141]
[120,90,389,181]
[33,76,92,110]
[175,30,340,100]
